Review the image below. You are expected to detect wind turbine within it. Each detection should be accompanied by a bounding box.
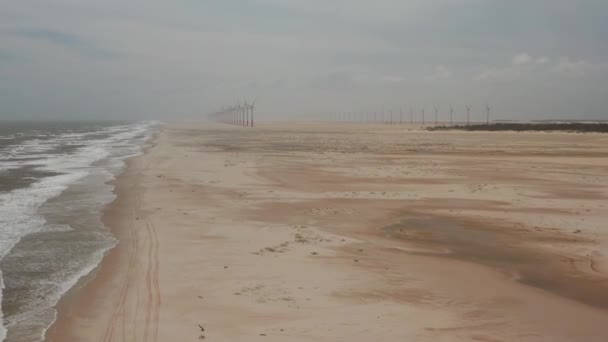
[243,100,250,126]
[421,108,425,127]
[450,105,454,127]
[466,105,472,127]
[237,104,241,126]
[231,105,235,125]
[234,105,238,125]
[241,101,246,126]
[242,101,247,126]
[434,105,439,127]
[240,100,246,126]
[249,99,257,127]
[242,102,246,126]
[235,103,239,126]
[410,105,414,126]
[239,102,246,126]
[486,104,491,125]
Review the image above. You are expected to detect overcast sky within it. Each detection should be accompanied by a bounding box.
[1,0,607,121]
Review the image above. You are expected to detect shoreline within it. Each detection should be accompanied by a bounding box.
[0,122,154,342]
[46,123,608,341]
[45,131,159,342]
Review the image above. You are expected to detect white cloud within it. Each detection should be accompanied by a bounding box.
[513,53,550,67]
[380,75,405,83]
[425,65,452,81]
[477,53,568,82]
[475,67,520,82]
[513,53,532,66]
[536,57,549,65]
[552,58,608,77]
[554,57,588,75]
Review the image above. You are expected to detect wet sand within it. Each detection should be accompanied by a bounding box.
[47,122,608,341]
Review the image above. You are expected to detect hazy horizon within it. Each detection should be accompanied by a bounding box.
[1,1,607,121]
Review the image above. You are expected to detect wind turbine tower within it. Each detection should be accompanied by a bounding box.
[244,100,251,126]
[486,104,491,125]
[421,108,425,127]
[450,105,454,127]
[410,105,414,126]
[250,99,256,127]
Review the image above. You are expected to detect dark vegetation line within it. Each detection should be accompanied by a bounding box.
[428,123,608,133]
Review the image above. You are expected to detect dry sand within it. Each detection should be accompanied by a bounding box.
[47,122,608,341]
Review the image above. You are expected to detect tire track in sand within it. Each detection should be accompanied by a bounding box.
[142,215,161,342]
[102,214,140,342]
[101,153,160,341]
[102,183,155,340]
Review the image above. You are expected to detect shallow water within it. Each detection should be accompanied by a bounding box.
[0,121,158,341]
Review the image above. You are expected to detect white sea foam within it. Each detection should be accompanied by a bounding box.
[0,270,5,342]
[39,238,117,341]
[0,121,158,341]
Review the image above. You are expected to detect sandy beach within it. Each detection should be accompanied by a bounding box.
[46,123,608,342]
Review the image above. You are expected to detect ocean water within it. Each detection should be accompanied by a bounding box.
[0,121,158,341]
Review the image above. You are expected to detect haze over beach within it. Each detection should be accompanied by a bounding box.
[1,1,608,342]
[2,0,608,121]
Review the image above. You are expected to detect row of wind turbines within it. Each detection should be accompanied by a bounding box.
[309,104,492,127]
[208,101,492,128]
[209,100,257,127]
